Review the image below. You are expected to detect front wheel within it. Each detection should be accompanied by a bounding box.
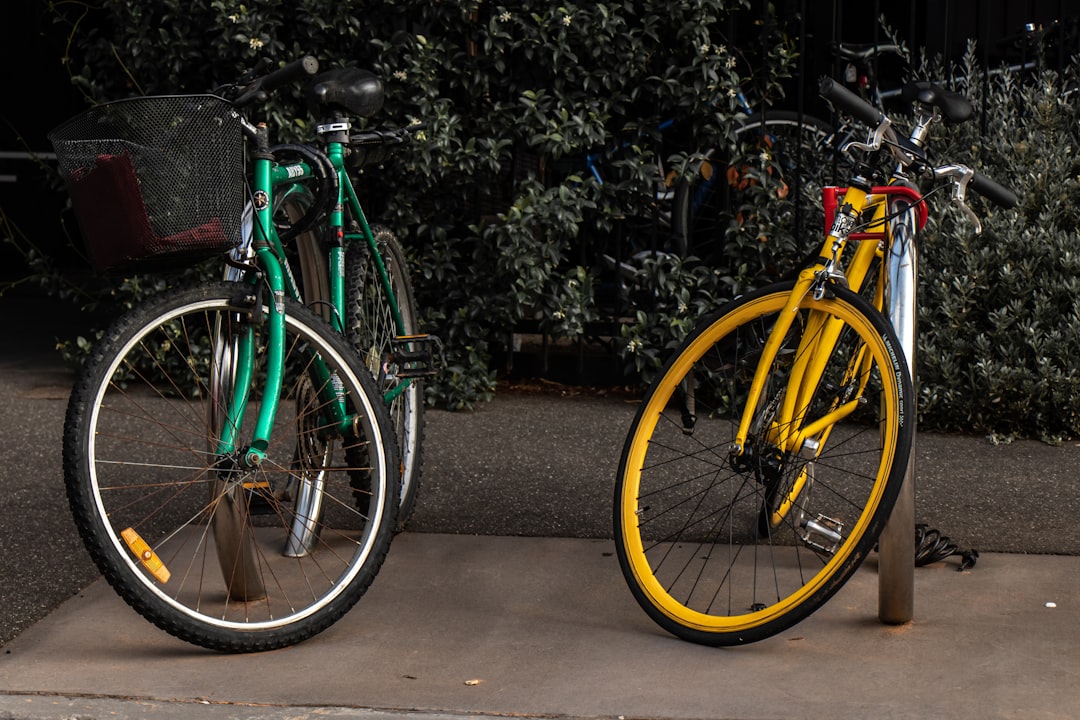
[614,281,913,646]
[63,282,400,652]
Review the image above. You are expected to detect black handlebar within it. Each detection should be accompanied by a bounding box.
[262,56,319,92]
[234,56,320,106]
[818,76,885,128]
[970,172,1018,209]
[818,75,1018,211]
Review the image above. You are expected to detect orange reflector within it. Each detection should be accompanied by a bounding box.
[121,527,171,583]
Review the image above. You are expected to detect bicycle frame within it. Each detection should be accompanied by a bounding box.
[267,152,403,337]
[730,183,926,462]
[229,131,411,403]
[217,126,384,468]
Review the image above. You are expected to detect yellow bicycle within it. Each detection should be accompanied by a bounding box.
[614,77,1017,645]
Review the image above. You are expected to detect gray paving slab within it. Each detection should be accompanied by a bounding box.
[0,534,1077,720]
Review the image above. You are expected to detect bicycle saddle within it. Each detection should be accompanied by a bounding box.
[305,67,384,118]
[900,81,972,123]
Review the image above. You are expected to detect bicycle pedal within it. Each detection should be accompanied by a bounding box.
[242,479,277,515]
[800,514,843,555]
[389,334,443,378]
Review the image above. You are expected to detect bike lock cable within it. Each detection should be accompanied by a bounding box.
[914,522,979,571]
[268,143,338,243]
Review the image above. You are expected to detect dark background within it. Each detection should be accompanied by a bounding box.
[1,0,1075,284]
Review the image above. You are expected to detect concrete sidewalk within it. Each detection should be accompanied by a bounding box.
[1,290,1079,719]
[0,534,1077,720]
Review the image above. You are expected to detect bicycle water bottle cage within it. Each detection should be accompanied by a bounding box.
[305,68,385,119]
[901,81,972,123]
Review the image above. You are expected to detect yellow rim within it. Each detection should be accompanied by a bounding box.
[619,289,902,633]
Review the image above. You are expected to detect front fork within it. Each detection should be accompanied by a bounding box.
[731,185,875,460]
[216,190,353,561]
[215,247,292,466]
[729,185,888,550]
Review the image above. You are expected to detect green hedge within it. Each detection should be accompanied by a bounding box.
[907,45,1080,443]
[41,0,799,409]
[25,2,1080,441]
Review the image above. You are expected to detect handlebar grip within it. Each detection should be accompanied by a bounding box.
[818,76,886,128]
[260,56,320,93]
[970,172,1018,209]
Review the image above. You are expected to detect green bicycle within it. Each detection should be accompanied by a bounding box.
[51,58,416,652]
[228,59,437,530]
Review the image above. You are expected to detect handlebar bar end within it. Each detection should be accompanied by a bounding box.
[819,75,886,128]
[970,172,1018,209]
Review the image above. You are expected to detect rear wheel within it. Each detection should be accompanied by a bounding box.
[63,282,400,652]
[275,184,426,531]
[346,226,426,530]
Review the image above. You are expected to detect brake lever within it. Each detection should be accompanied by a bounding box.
[944,165,983,234]
[839,115,892,154]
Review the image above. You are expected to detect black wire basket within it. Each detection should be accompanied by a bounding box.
[48,95,244,273]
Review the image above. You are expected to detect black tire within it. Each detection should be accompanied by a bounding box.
[672,111,837,270]
[63,282,400,652]
[345,226,425,530]
[614,281,913,646]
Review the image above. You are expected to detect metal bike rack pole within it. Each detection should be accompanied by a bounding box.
[878,200,918,624]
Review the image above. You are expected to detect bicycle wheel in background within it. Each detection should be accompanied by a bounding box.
[614,281,913,646]
[63,282,400,652]
[345,226,425,531]
[274,186,425,530]
[672,111,837,267]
